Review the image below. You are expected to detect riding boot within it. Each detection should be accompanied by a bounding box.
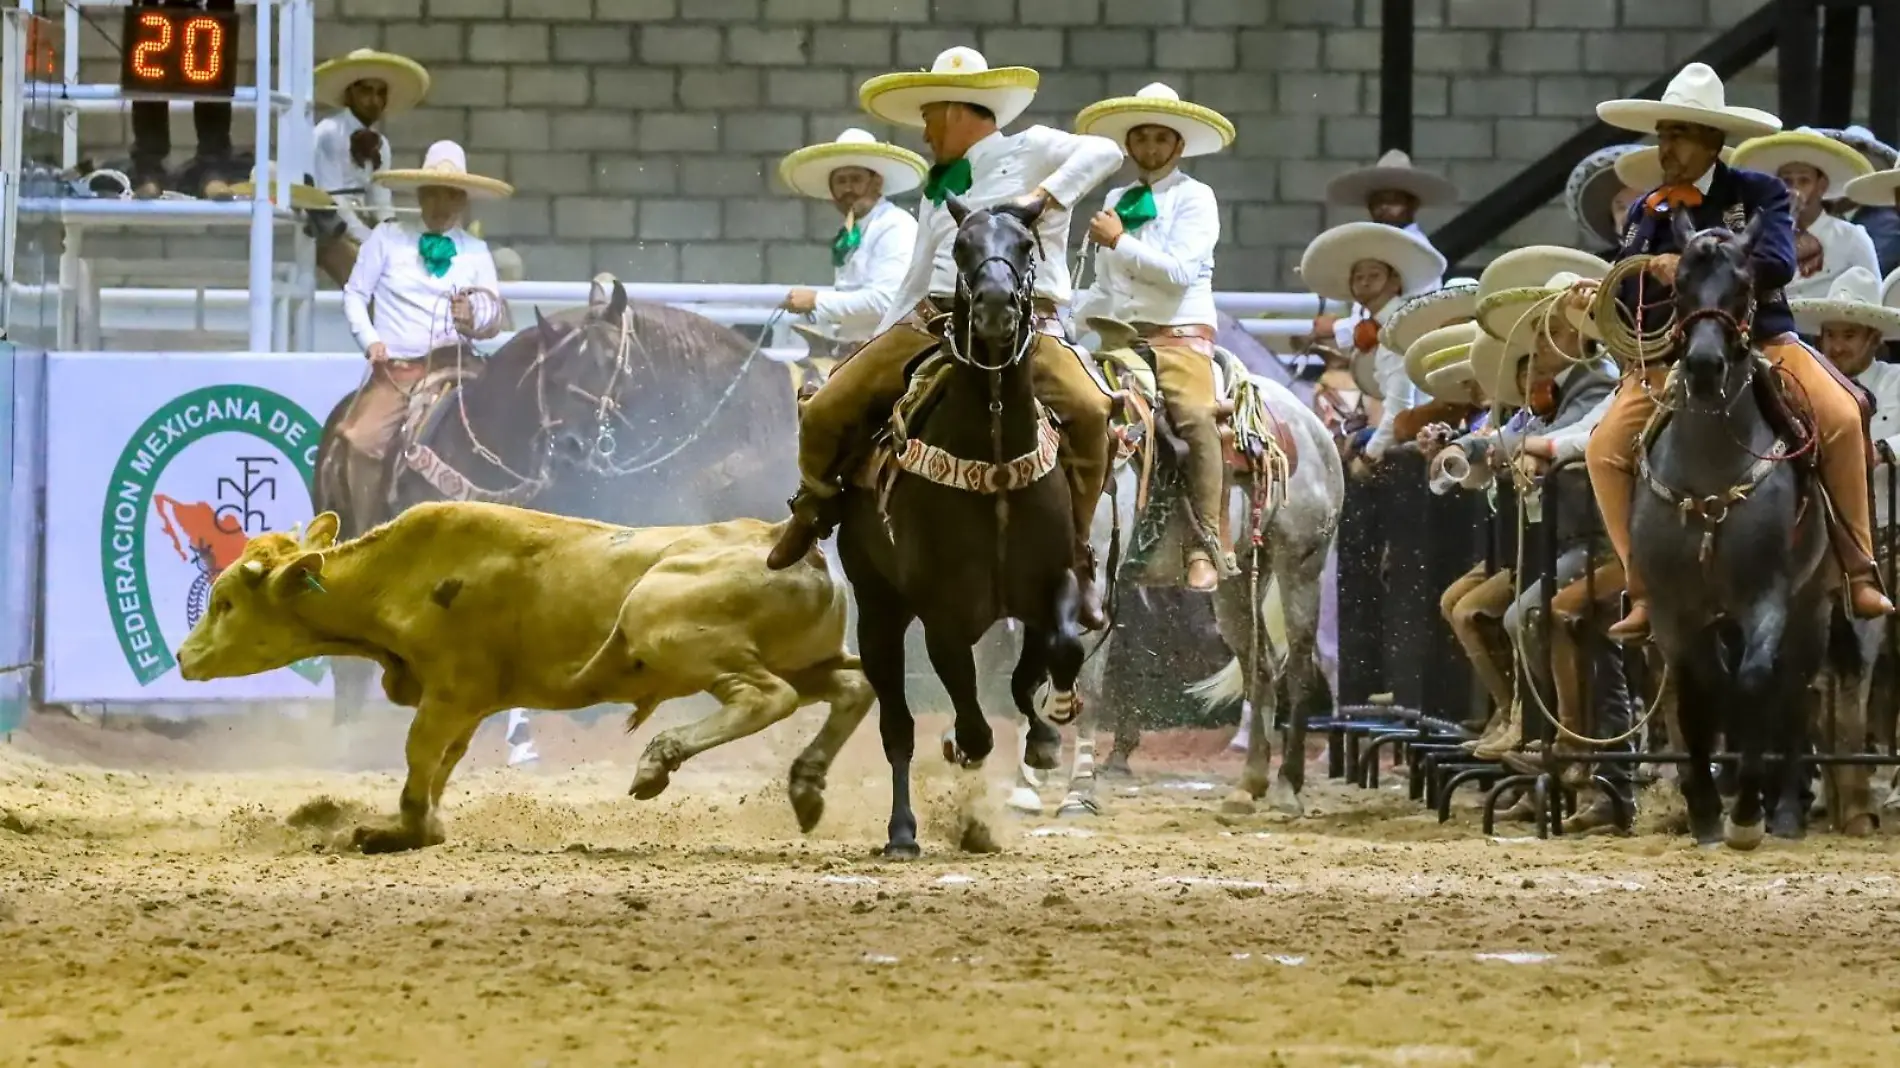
[1607,565,1650,644]
[1185,553,1219,592]
[767,489,839,571]
[1849,570,1895,619]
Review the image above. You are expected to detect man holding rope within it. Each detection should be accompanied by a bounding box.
[339,141,513,520]
[1584,64,1893,642]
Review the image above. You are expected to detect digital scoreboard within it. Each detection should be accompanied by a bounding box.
[118,4,239,98]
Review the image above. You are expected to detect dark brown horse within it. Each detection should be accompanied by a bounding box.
[836,197,1081,858]
[313,277,799,720]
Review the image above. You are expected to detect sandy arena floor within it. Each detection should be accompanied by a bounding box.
[4,704,1900,1067]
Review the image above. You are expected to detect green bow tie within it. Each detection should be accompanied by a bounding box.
[1115,184,1158,232]
[924,158,974,206]
[418,231,456,278]
[831,222,862,268]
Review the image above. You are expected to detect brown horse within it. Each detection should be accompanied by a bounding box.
[313,276,800,720]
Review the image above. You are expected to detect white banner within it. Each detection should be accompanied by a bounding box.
[44,352,366,703]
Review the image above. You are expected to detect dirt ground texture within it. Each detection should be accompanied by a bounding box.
[4,704,1900,1067]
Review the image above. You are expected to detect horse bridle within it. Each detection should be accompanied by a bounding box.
[943,244,1041,372]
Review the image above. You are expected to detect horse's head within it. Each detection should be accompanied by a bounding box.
[1671,208,1763,407]
[944,194,1045,368]
[525,276,632,466]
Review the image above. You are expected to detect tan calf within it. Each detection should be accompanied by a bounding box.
[176,501,872,853]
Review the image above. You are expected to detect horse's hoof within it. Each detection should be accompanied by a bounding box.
[1006,786,1044,815]
[1843,813,1878,838]
[1266,780,1305,818]
[881,842,922,860]
[1769,810,1805,841]
[959,819,1001,854]
[940,729,987,769]
[1220,789,1256,816]
[1056,794,1102,819]
[1724,817,1765,851]
[1042,689,1081,727]
[1023,735,1061,772]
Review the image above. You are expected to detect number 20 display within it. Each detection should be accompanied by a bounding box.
[118,7,238,98]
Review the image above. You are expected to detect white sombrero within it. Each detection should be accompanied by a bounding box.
[228,164,334,212]
[1474,246,1610,347]
[1887,266,1900,308]
[1843,164,1900,209]
[1729,127,1873,193]
[1326,149,1457,207]
[1613,143,1737,192]
[1404,321,1481,397]
[375,140,513,200]
[1566,144,1646,247]
[1790,265,1900,340]
[1298,221,1448,304]
[1597,62,1780,140]
[859,46,1038,130]
[1385,277,1480,358]
[313,49,430,115]
[1420,347,1481,405]
[778,128,927,200]
[1074,82,1235,159]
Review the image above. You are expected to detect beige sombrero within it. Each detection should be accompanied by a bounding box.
[1790,265,1900,339]
[1843,165,1900,208]
[1420,347,1480,404]
[375,141,513,200]
[860,46,1038,130]
[1597,62,1780,140]
[1404,321,1481,397]
[228,165,334,211]
[1613,143,1736,192]
[1326,149,1457,207]
[1461,333,1522,407]
[1566,144,1645,247]
[778,128,927,200]
[1886,266,1900,308]
[1385,277,1479,359]
[314,49,430,115]
[1729,127,1873,193]
[1474,246,1610,348]
[1074,82,1235,159]
[1299,221,1448,303]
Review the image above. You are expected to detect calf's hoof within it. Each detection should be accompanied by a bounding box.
[629,766,673,800]
[632,738,684,799]
[1220,788,1256,816]
[352,823,426,855]
[788,767,826,834]
[1843,813,1878,838]
[1266,778,1305,818]
[1723,817,1764,851]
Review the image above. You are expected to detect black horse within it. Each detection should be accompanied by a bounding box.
[836,196,1081,858]
[1634,210,1858,849]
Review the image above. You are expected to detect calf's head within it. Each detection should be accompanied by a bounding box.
[176,512,342,682]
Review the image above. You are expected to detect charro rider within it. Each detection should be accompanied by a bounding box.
[1585,62,1894,640]
[764,46,1124,629]
[1728,126,1878,300]
[1071,82,1236,592]
[778,128,925,359]
[311,49,431,288]
[338,141,513,514]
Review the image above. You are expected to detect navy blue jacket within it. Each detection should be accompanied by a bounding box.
[1849,204,1900,278]
[1614,160,1798,344]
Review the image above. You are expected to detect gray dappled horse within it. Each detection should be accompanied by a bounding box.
[313,277,799,726]
[1635,211,1862,849]
[835,196,1082,859]
[1007,341,1343,819]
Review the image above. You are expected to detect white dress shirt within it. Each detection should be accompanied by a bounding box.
[312,110,395,245]
[1072,168,1219,329]
[877,125,1124,335]
[1362,300,1413,460]
[1784,211,1881,301]
[1858,358,1900,530]
[344,222,500,360]
[1332,222,1444,350]
[813,198,918,343]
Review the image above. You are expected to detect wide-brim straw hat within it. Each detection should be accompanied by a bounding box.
[1074,81,1235,159]
[1348,348,1382,400]
[1613,143,1736,192]
[229,165,334,211]
[1385,278,1479,359]
[1886,266,1900,308]
[1843,166,1900,208]
[1596,62,1781,140]
[314,49,430,115]
[1463,333,1521,407]
[1566,144,1646,247]
[860,46,1038,130]
[1420,348,1480,404]
[779,128,926,199]
[1299,221,1448,304]
[1790,265,1900,340]
[1475,246,1610,350]
[375,140,513,200]
[1404,321,1481,396]
[1326,148,1457,207]
[1730,128,1873,194]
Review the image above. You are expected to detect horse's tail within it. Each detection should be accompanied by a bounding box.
[1187,656,1246,715]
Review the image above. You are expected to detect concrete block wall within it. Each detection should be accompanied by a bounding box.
[55,0,1875,294]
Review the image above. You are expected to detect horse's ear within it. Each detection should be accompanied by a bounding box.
[534,306,558,344]
[1737,208,1766,258]
[1670,209,1698,255]
[1001,191,1050,227]
[606,280,628,322]
[944,194,971,226]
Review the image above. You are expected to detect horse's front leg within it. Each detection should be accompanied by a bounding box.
[1726,608,1793,850]
[924,620,994,768]
[1267,540,1328,818]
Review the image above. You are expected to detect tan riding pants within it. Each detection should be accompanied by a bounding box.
[1439,563,1518,715]
[1585,339,1875,600]
[796,319,1114,552]
[338,360,428,462]
[1152,343,1227,556]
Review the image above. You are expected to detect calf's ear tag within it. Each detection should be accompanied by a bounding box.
[304,573,327,594]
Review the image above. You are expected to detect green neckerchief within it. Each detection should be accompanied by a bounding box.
[1115,183,1158,232]
[418,231,456,278]
[923,158,973,206]
[831,217,862,268]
